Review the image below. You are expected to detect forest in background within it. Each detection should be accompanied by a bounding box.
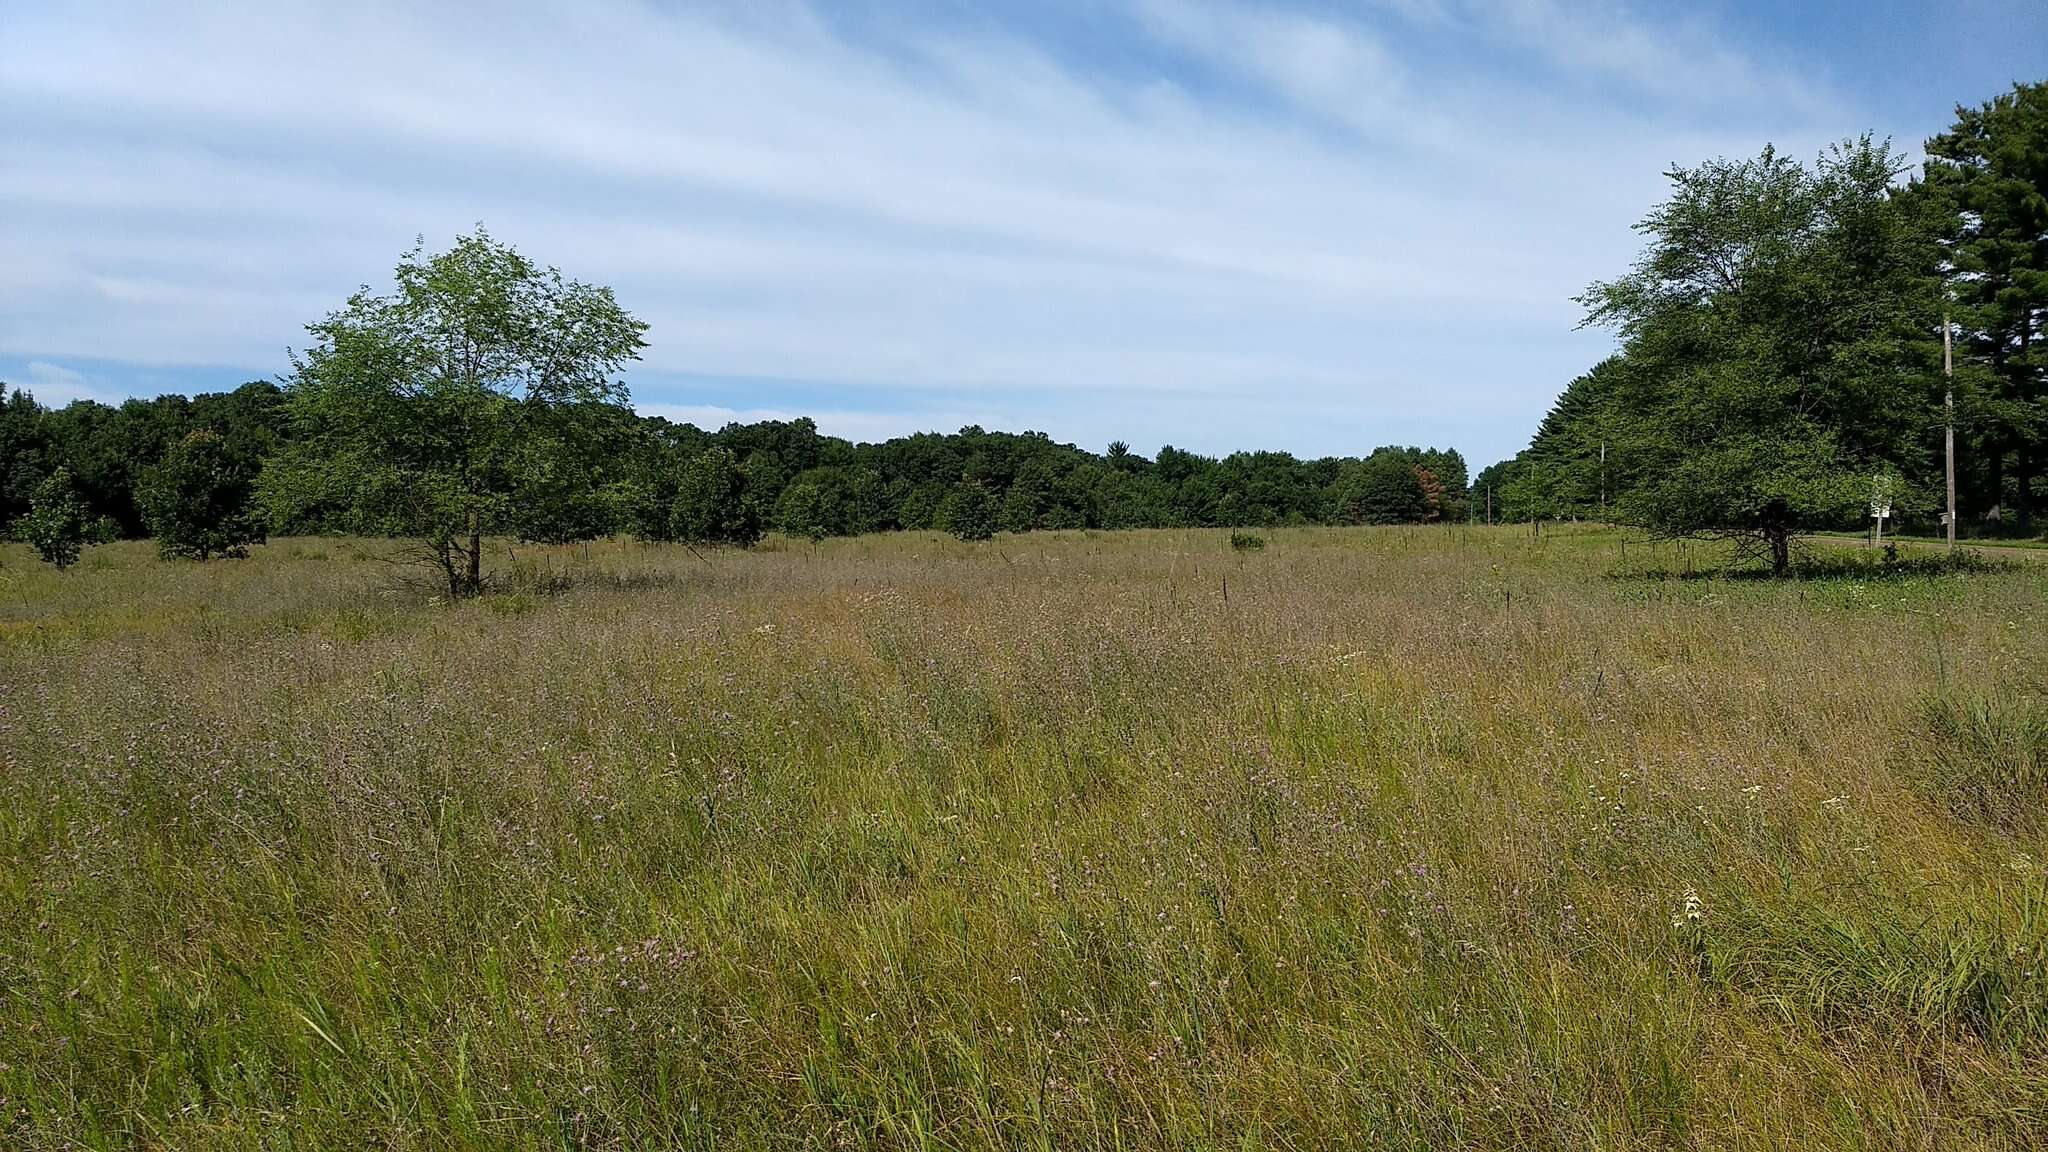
[0,380,1469,544]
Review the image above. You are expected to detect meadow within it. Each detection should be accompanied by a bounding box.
[2,525,2046,1150]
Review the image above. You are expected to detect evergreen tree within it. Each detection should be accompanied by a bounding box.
[1919,82,2048,531]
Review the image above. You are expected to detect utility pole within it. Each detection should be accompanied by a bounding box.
[1944,310,1956,553]
[1599,440,1607,519]
[1486,485,1493,525]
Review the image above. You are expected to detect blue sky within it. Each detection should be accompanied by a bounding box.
[3,1,2042,468]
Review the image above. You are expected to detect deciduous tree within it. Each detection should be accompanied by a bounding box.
[1578,140,1940,573]
[670,447,762,547]
[18,467,89,569]
[141,430,265,559]
[262,228,647,596]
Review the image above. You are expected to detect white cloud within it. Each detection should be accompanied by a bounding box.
[1135,0,1410,136]
[0,0,1856,465]
[1480,0,1836,120]
[22,360,114,406]
[636,403,996,445]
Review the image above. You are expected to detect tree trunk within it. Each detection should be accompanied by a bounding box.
[465,509,482,596]
[1765,523,1791,577]
[436,537,462,600]
[1986,441,2005,523]
[2017,445,2034,534]
[2023,314,2037,533]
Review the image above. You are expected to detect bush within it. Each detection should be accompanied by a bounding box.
[140,430,266,560]
[775,481,829,543]
[939,483,995,542]
[17,467,90,569]
[1229,530,1266,551]
[670,448,762,547]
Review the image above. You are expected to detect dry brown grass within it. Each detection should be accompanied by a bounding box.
[2,526,2044,1149]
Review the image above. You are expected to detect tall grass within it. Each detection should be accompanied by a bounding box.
[2,526,2045,1149]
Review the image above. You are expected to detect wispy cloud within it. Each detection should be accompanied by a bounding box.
[637,403,998,444]
[1478,0,1836,119]
[0,1,1907,462]
[1134,0,1410,137]
[19,360,114,406]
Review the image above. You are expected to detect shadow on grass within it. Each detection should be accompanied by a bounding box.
[501,567,685,595]
[1611,548,2012,583]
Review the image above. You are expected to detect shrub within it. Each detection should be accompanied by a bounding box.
[670,448,762,547]
[140,430,266,560]
[775,481,830,543]
[17,467,90,569]
[939,483,995,542]
[1229,530,1266,551]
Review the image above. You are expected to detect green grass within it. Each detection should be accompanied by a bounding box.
[3,525,2046,1149]
[1809,529,2048,552]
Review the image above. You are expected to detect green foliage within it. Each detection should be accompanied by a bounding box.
[939,482,996,541]
[261,228,647,596]
[669,447,761,547]
[1918,81,2048,532]
[1488,91,2048,555]
[0,382,282,539]
[1573,139,1942,572]
[774,479,829,543]
[1228,529,1266,551]
[10,381,1473,551]
[1330,450,1426,524]
[140,430,266,559]
[17,466,89,569]
[0,385,51,527]
[1490,359,1628,522]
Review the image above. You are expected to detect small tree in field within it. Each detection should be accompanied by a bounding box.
[940,482,996,541]
[141,430,265,559]
[19,467,89,569]
[775,480,829,543]
[670,448,762,547]
[262,228,647,597]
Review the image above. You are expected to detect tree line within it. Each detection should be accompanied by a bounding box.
[14,80,2037,583]
[1477,81,2046,570]
[2,233,1468,592]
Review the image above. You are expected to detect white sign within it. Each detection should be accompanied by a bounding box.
[1869,475,1895,549]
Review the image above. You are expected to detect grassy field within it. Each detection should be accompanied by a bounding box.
[3,526,2046,1150]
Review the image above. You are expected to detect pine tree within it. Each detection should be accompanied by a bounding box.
[1920,82,2048,531]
